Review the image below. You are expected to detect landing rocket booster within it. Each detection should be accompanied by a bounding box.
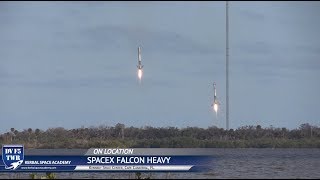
[212,82,220,114]
[213,82,218,104]
[212,82,220,107]
[137,46,144,80]
[137,46,143,70]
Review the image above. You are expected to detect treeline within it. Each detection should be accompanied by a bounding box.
[1,123,320,148]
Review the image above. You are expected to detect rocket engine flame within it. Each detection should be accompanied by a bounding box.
[138,69,143,80]
[213,103,218,116]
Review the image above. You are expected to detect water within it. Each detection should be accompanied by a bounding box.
[1,148,320,179]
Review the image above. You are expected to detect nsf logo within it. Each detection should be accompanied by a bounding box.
[2,145,24,170]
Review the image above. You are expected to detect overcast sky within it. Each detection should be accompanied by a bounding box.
[0,1,319,132]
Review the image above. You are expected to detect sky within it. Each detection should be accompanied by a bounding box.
[0,1,319,132]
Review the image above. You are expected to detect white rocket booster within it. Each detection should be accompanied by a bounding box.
[212,82,220,114]
[213,82,218,104]
[137,46,143,70]
[137,46,143,80]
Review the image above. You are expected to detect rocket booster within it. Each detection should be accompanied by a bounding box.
[214,82,217,97]
[213,82,219,105]
[212,82,219,115]
[137,46,143,69]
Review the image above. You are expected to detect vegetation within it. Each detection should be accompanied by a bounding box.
[29,172,56,179]
[1,123,320,148]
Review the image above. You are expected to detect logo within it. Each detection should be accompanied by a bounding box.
[2,145,24,170]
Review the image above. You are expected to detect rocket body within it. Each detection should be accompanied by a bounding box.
[212,82,219,114]
[137,46,143,70]
[213,82,218,104]
[137,46,143,80]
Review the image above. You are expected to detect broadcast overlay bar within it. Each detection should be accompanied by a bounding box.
[1,145,215,172]
[74,165,193,171]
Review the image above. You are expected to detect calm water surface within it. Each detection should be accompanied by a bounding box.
[1,148,320,179]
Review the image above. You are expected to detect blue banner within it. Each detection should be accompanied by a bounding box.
[1,149,215,172]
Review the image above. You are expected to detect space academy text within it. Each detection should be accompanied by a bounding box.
[24,160,71,165]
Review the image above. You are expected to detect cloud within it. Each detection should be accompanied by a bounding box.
[0,76,133,88]
[232,40,320,77]
[0,70,22,79]
[53,25,218,55]
[234,41,273,55]
[238,9,265,22]
[295,45,320,55]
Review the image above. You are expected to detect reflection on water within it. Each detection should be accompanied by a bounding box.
[1,148,320,179]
